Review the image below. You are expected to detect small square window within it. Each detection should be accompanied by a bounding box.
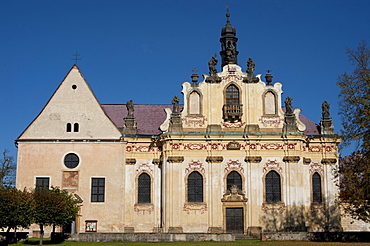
[36,177,50,190]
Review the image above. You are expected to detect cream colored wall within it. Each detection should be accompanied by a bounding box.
[158,132,340,233]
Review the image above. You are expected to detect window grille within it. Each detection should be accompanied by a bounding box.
[91,178,105,202]
[188,171,203,202]
[312,172,322,203]
[138,173,151,203]
[265,171,281,202]
[227,171,242,191]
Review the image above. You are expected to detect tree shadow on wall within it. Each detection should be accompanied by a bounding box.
[260,203,341,233]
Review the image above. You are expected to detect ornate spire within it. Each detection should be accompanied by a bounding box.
[220,10,238,67]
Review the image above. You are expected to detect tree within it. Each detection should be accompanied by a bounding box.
[337,40,370,223]
[339,153,370,223]
[33,187,81,245]
[0,149,16,188]
[0,187,35,243]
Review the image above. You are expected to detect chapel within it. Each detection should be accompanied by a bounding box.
[16,12,341,236]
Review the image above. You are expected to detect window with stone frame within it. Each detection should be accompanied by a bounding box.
[187,171,203,202]
[312,172,322,203]
[227,171,242,191]
[35,177,50,190]
[138,173,151,203]
[91,178,105,202]
[265,170,281,202]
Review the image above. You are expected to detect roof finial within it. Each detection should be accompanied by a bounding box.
[226,0,230,22]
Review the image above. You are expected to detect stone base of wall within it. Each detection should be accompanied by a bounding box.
[69,233,234,242]
[261,232,370,242]
[262,232,310,241]
[247,227,262,239]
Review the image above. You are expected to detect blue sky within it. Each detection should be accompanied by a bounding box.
[1,0,369,159]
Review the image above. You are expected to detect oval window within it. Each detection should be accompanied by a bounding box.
[64,153,79,168]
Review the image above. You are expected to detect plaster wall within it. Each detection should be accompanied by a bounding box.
[16,141,126,233]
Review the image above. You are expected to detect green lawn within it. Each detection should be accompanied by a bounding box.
[9,239,370,246]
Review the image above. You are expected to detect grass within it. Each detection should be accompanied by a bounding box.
[9,238,370,246]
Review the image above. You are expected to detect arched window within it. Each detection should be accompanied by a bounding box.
[189,91,201,115]
[265,170,281,202]
[138,173,151,203]
[312,172,322,203]
[188,171,203,202]
[66,123,72,132]
[227,171,242,191]
[226,84,239,105]
[73,123,79,132]
[264,91,276,115]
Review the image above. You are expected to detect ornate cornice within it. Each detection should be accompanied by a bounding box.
[303,157,311,165]
[283,156,300,163]
[321,158,337,165]
[167,156,184,163]
[126,158,136,165]
[245,156,262,163]
[206,156,224,163]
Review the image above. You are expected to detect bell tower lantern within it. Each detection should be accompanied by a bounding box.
[220,12,239,67]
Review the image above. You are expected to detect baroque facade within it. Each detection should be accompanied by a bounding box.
[16,13,342,236]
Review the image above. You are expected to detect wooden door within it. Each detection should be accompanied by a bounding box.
[226,208,244,234]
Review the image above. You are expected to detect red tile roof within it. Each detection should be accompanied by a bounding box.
[101,104,320,136]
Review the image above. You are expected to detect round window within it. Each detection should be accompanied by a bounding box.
[64,153,79,168]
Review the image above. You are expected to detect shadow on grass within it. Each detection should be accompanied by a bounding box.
[18,238,62,245]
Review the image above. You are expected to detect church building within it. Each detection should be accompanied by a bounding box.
[16,13,342,236]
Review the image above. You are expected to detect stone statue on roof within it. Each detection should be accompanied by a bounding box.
[285,97,293,115]
[126,99,134,117]
[247,57,255,75]
[208,55,218,76]
[322,100,330,118]
[172,96,180,113]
